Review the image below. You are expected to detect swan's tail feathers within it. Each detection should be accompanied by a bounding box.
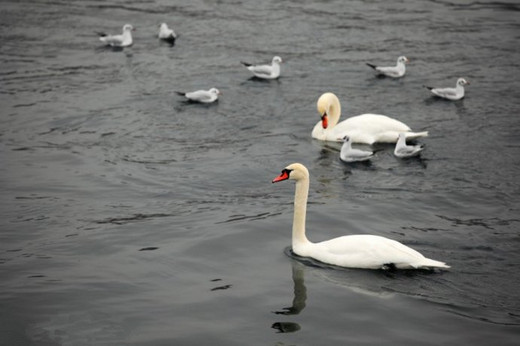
[415,258,450,269]
[175,91,186,96]
[424,85,434,90]
[406,131,429,140]
[241,61,252,67]
[366,63,377,70]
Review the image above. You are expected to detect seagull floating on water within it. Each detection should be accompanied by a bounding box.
[176,88,221,103]
[425,78,469,101]
[96,24,134,47]
[241,56,282,79]
[366,56,409,78]
[158,23,177,43]
[339,136,374,162]
[394,133,424,158]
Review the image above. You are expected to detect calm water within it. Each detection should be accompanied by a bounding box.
[1,0,520,345]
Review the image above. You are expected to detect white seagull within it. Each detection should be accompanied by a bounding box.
[176,88,221,103]
[394,133,425,158]
[272,163,450,270]
[425,78,469,100]
[158,23,177,43]
[366,56,409,78]
[339,136,374,162]
[241,56,282,79]
[97,24,134,47]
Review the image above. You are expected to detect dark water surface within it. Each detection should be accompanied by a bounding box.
[1,0,520,345]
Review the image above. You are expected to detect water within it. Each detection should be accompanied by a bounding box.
[1,0,520,345]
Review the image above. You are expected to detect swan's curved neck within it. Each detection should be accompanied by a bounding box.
[327,95,341,129]
[292,178,310,246]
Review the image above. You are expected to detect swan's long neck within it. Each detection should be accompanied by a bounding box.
[292,177,310,246]
[326,94,341,129]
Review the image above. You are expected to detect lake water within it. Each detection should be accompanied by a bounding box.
[1,0,519,345]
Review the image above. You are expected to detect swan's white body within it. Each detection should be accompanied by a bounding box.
[426,78,469,101]
[242,56,282,79]
[367,56,408,78]
[158,23,177,42]
[98,24,134,47]
[176,88,220,103]
[339,136,374,162]
[312,93,428,144]
[394,133,424,158]
[272,163,449,270]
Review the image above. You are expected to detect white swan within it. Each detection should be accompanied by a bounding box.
[97,24,134,47]
[425,78,469,101]
[366,56,409,78]
[241,56,282,79]
[394,133,424,158]
[272,163,449,270]
[312,92,428,144]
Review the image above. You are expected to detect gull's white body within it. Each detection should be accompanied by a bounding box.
[272,163,449,270]
[339,136,374,162]
[367,56,408,78]
[177,88,220,103]
[312,93,428,144]
[242,56,282,79]
[158,23,177,41]
[98,24,134,47]
[394,133,424,158]
[426,78,469,100]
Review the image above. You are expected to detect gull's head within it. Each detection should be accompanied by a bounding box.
[209,88,221,95]
[272,56,283,64]
[272,163,308,183]
[398,56,409,64]
[457,78,469,86]
[123,24,135,32]
[339,135,350,143]
[398,132,406,140]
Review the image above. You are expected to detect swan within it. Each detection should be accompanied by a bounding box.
[241,56,282,79]
[176,88,221,103]
[394,133,424,158]
[339,136,374,162]
[312,92,428,144]
[366,56,409,78]
[272,163,449,270]
[97,24,134,47]
[425,78,469,101]
[158,23,177,43]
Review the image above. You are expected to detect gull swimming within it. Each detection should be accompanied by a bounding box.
[158,23,177,43]
[425,78,469,100]
[97,24,134,47]
[272,163,450,270]
[241,56,282,79]
[394,133,425,158]
[366,56,409,78]
[339,136,374,162]
[176,88,221,103]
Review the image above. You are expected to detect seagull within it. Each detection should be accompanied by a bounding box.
[176,88,221,103]
[241,56,282,79]
[158,23,177,43]
[96,24,134,47]
[339,136,374,162]
[394,133,424,158]
[425,78,469,101]
[366,56,409,78]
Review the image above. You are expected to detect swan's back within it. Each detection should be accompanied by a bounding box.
[297,234,448,269]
